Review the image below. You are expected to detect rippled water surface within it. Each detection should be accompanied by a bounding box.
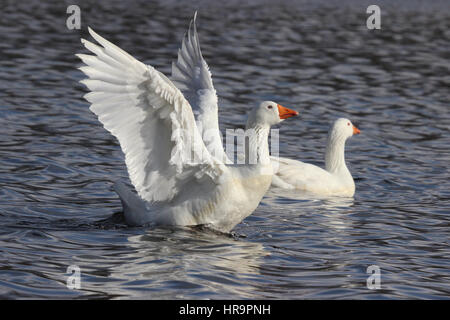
[1,0,449,299]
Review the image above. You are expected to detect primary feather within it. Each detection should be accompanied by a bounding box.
[78,27,223,204]
[171,12,230,164]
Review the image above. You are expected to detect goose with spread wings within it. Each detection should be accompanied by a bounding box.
[77,14,298,232]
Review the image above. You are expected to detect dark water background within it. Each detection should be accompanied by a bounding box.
[0,0,449,299]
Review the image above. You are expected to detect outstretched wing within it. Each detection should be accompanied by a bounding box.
[77,27,224,203]
[171,12,230,163]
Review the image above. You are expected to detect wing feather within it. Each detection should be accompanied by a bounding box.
[171,13,231,163]
[78,27,223,203]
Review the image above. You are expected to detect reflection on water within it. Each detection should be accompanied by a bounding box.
[264,189,355,230]
[114,230,267,299]
[0,0,449,299]
[40,227,268,299]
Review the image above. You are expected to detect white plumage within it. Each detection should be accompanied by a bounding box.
[77,14,298,232]
[171,12,230,164]
[271,118,360,197]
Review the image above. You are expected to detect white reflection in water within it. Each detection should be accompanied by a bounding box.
[263,188,355,231]
[74,228,269,298]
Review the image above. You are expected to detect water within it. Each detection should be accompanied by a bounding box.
[0,0,449,299]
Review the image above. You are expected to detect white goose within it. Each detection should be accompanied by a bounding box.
[271,118,360,197]
[77,15,298,232]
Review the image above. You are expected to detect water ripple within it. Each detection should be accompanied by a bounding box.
[0,0,449,299]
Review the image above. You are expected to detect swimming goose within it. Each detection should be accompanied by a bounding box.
[271,118,360,197]
[76,17,298,232]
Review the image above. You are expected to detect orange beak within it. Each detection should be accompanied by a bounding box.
[353,125,361,135]
[277,104,299,119]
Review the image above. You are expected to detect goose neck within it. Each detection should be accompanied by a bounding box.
[243,123,270,165]
[325,133,348,174]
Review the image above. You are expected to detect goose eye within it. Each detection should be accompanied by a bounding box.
[347,122,350,126]
[267,105,273,109]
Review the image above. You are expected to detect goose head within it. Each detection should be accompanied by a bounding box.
[330,118,361,140]
[325,118,360,175]
[246,101,298,128]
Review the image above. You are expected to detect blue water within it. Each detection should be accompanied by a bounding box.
[0,0,449,299]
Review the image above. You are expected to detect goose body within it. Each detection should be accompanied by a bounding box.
[77,14,297,232]
[271,118,360,197]
[116,162,273,232]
